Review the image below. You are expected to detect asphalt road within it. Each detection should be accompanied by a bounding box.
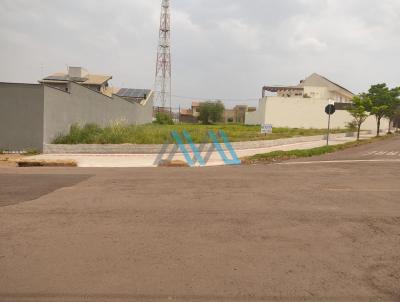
[0,136,399,302]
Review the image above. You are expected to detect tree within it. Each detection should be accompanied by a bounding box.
[365,84,391,136]
[198,101,225,124]
[347,95,371,140]
[384,87,400,133]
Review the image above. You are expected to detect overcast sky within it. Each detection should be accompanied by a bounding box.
[1,0,399,108]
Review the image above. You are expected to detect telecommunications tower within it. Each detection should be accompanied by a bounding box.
[154,0,171,108]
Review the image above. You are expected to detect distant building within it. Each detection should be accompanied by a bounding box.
[224,105,256,124]
[179,108,198,123]
[246,73,389,132]
[191,102,201,118]
[177,102,256,124]
[177,102,201,123]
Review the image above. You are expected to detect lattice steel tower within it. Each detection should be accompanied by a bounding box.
[154,0,171,108]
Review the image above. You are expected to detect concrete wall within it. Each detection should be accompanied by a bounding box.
[0,83,44,151]
[246,96,389,132]
[43,83,154,143]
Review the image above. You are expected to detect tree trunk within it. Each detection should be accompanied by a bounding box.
[388,118,392,134]
[357,124,361,141]
[377,117,381,137]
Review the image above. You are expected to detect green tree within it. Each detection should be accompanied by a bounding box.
[384,87,400,133]
[365,84,391,136]
[347,95,371,140]
[198,101,225,124]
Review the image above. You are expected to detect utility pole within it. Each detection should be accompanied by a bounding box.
[154,0,172,110]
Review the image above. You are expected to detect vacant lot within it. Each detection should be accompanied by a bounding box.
[53,123,347,144]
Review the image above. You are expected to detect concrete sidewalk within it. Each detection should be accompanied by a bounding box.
[26,134,374,168]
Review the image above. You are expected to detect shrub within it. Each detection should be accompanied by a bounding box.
[155,112,174,125]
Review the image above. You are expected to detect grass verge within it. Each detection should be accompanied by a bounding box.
[53,123,348,145]
[242,135,393,164]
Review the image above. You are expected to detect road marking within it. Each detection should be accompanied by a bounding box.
[279,159,400,165]
[326,188,400,192]
[363,151,400,156]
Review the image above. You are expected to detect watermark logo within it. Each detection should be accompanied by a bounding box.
[160,130,241,167]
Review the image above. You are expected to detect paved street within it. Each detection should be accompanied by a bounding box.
[0,136,399,302]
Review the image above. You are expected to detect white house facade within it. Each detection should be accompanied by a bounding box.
[246,73,389,132]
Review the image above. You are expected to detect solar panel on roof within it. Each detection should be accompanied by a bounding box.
[116,88,151,98]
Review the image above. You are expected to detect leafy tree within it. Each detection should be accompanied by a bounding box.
[384,87,400,133]
[365,84,391,136]
[154,112,174,125]
[347,95,371,140]
[198,101,225,124]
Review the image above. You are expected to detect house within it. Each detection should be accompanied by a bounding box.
[179,108,198,123]
[0,68,154,152]
[261,73,354,103]
[246,73,389,132]
[40,67,113,96]
[191,102,201,118]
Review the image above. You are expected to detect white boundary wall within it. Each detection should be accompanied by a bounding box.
[246,97,389,133]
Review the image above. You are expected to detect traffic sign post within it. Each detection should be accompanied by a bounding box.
[325,104,336,146]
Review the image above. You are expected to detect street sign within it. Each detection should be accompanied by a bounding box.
[261,124,273,134]
[325,104,335,146]
[325,104,336,115]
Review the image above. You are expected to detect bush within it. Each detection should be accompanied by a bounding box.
[53,123,102,144]
[155,112,174,125]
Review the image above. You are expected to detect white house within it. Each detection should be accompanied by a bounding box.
[246,73,389,132]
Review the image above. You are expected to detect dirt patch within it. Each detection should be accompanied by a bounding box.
[17,159,77,167]
[0,154,24,167]
[158,159,190,167]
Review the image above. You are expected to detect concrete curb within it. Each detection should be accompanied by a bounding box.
[43,133,357,154]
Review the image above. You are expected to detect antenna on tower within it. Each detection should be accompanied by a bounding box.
[154,0,172,109]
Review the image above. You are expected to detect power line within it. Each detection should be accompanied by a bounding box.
[170,94,259,102]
